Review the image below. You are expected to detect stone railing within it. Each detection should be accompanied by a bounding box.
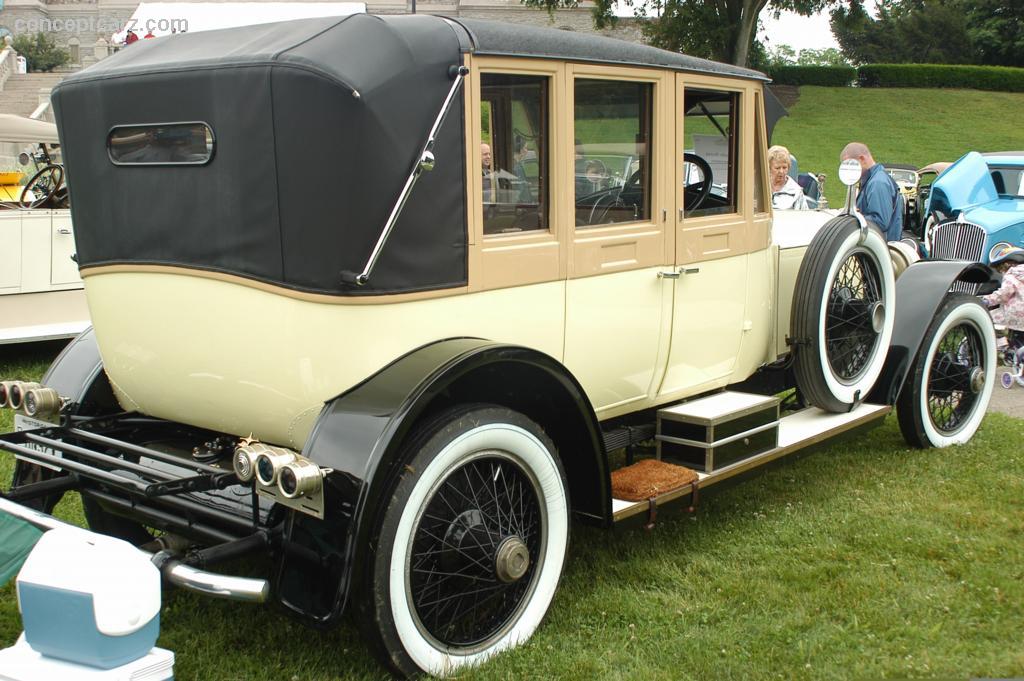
[0,44,19,92]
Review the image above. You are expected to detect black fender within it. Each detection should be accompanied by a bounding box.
[274,338,607,627]
[39,327,117,413]
[867,261,999,405]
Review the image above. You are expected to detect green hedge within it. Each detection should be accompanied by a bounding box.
[857,64,1024,92]
[768,65,857,87]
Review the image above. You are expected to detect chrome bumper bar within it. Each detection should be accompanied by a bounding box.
[0,495,270,603]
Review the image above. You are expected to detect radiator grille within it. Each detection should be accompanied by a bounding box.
[930,220,987,262]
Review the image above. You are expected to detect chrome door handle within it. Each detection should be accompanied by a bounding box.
[57,228,71,235]
[681,267,700,275]
[658,270,680,279]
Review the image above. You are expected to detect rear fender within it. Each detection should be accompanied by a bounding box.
[274,338,607,627]
[39,327,117,413]
[867,261,998,405]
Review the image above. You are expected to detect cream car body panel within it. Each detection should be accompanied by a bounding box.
[658,252,748,397]
[563,266,671,416]
[771,208,838,358]
[84,271,568,448]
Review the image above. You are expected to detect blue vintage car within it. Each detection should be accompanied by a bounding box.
[924,151,1024,263]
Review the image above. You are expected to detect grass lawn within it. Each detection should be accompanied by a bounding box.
[2,344,1023,679]
[772,86,1024,208]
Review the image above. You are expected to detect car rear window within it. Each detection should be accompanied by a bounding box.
[107,122,214,165]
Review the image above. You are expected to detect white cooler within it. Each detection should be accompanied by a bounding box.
[12,527,163,669]
[0,634,174,681]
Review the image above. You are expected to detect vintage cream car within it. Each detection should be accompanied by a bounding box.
[0,15,1000,677]
[0,114,88,344]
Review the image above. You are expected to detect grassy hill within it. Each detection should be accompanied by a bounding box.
[772,86,1024,207]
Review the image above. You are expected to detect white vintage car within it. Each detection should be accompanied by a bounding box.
[0,15,1000,677]
[0,114,88,344]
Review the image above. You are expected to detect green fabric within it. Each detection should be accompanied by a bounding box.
[0,511,43,586]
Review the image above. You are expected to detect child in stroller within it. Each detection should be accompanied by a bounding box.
[982,245,1024,388]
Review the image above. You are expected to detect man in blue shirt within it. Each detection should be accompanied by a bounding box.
[840,142,903,241]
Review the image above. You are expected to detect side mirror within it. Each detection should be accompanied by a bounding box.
[18,152,30,166]
[838,159,861,186]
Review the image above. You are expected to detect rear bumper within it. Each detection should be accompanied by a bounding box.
[0,495,269,603]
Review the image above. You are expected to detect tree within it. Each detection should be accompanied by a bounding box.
[521,0,837,67]
[830,0,980,65]
[962,0,1024,67]
[11,32,70,73]
[796,47,849,65]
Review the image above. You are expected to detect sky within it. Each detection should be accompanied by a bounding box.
[758,9,841,53]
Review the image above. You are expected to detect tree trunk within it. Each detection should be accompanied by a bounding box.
[732,0,770,66]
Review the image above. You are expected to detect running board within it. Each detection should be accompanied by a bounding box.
[611,403,890,522]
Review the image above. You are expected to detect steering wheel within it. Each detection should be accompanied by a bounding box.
[683,152,713,212]
[20,164,64,209]
[588,168,645,225]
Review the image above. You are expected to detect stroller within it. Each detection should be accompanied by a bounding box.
[984,245,1024,389]
[998,329,1024,389]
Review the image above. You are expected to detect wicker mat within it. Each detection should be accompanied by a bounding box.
[611,459,698,501]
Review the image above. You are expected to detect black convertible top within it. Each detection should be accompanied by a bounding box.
[53,14,765,297]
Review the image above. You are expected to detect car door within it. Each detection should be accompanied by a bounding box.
[658,75,771,399]
[562,64,675,418]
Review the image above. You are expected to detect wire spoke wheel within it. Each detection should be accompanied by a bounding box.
[898,294,995,448]
[825,250,884,384]
[925,324,982,434]
[792,216,895,412]
[359,406,568,677]
[409,453,544,649]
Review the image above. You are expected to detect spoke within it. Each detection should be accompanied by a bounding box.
[410,454,544,647]
[416,581,509,610]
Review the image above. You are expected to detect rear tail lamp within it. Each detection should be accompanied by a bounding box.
[0,381,14,408]
[253,446,298,487]
[278,459,324,499]
[8,382,40,411]
[23,387,63,418]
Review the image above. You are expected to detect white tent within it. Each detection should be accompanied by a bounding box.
[114,2,365,43]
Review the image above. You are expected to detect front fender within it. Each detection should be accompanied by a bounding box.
[867,261,998,405]
[273,338,606,627]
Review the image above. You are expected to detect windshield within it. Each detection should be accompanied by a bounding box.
[888,169,917,184]
[990,165,1024,197]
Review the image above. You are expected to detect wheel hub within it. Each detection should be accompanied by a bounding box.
[969,366,986,394]
[869,301,886,333]
[495,536,530,583]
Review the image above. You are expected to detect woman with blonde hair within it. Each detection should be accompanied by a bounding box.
[768,145,807,210]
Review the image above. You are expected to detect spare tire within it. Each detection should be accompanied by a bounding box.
[791,215,896,412]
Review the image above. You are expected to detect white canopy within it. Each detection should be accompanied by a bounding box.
[113,2,365,43]
[0,114,59,145]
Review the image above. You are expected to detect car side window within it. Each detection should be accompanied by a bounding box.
[683,89,739,217]
[573,79,652,228]
[480,74,549,236]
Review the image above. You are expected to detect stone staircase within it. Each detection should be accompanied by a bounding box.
[0,73,64,117]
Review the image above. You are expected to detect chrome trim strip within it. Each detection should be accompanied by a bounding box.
[345,65,470,286]
[0,496,270,603]
[655,420,779,449]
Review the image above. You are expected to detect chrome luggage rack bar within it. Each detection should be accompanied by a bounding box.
[0,424,238,497]
[0,419,272,603]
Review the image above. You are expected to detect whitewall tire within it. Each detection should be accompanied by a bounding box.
[792,215,896,412]
[897,295,996,448]
[358,406,569,678]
